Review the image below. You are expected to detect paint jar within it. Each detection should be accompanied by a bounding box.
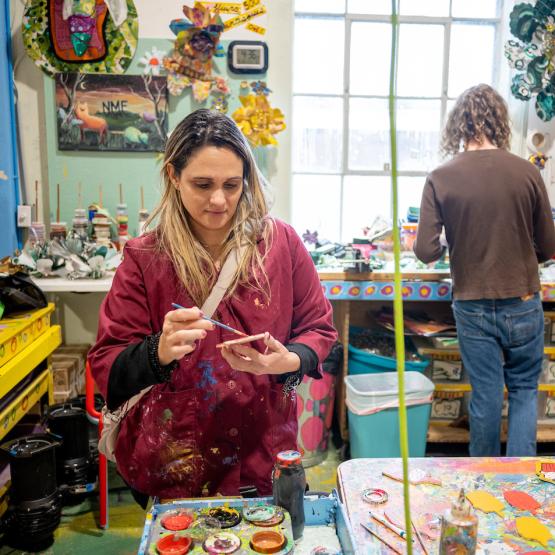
[50,222,67,240]
[243,505,283,527]
[138,208,149,236]
[203,531,241,554]
[250,530,286,553]
[272,450,306,540]
[72,208,89,239]
[206,507,241,529]
[29,222,46,244]
[155,534,192,555]
[439,488,478,555]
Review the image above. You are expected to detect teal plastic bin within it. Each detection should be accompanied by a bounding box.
[346,372,434,458]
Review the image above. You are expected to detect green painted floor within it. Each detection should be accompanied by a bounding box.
[0,448,342,554]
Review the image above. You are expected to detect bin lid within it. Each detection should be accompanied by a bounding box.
[344,371,434,397]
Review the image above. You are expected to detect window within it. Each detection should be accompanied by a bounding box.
[291,0,502,242]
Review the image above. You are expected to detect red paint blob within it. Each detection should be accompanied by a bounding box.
[309,375,331,401]
[296,394,304,419]
[161,513,194,531]
[301,416,324,451]
[156,534,192,555]
[503,490,541,513]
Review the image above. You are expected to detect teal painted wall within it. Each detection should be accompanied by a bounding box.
[44,38,267,236]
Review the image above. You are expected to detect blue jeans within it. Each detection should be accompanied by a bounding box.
[452,295,544,457]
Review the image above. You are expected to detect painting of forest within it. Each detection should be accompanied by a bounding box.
[55,73,168,152]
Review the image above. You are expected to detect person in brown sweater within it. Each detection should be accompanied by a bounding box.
[414,84,555,456]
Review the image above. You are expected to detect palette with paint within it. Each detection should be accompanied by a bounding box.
[138,494,356,555]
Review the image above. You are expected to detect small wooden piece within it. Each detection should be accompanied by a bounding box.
[515,516,552,548]
[466,491,504,517]
[503,490,541,513]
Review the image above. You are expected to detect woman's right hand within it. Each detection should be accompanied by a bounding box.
[158,307,214,366]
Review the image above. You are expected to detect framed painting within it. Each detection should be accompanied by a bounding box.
[55,73,168,152]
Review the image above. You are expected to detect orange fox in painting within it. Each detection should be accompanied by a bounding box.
[75,102,108,144]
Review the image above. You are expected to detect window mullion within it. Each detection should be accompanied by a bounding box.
[441,20,451,130]
[341,15,351,240]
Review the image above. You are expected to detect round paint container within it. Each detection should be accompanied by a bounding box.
[156,534,192,555]
[161,511,194,531]
[203,531,241,553]
[206,507,241,529]
[250,530,286,554]
[243,505,283,526]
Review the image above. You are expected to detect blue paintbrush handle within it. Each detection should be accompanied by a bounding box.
[171,303,246,336]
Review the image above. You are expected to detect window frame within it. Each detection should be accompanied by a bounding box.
[292,2,504,241]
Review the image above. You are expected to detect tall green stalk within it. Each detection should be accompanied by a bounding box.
[389,0,413,551]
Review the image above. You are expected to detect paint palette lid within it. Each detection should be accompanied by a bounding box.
[250,530,286,553]
[276,450,302,465]
[161,510,194,531]
[156,533,192,555]
[203,531,241,553]
[243,505,282,524]
[206,507,242,529]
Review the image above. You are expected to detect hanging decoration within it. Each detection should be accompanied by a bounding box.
[163,4,231,103]
[232,81,286,148]
[22,0,138,76]
[504,0,555,121]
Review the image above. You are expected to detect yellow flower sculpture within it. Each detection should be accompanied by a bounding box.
[232,82,286,148]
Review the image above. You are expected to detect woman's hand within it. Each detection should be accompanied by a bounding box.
[158,307,214,366]
[220,333,301,375]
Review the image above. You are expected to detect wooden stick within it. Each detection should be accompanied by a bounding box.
[360,523,402,555]
[412,520,429,555]
[56,183,60,222]
[370,511,408,541]
[119,183,123,204]
[140,186,144,210]
[99,184,103,208]
[35,180,39,221]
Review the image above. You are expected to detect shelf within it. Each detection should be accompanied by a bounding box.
[0,369,52,443]
[433,383,555,392]
[428,421,555,443]
[32,276,113,292]
[0,326,61,399]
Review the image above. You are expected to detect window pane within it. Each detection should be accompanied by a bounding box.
[348,98,390,171]
[350,22,391,96]
[295,0,345,14]
[292,174,341,242]
[342,176,391,242]
[398,177,426,221]
[400,0,448,16]
[293,17,344,94]
[452,0,498,18]
[292,96,343,173]
[397,99,441,171]
[398,24,444,97]
[348,0,390,14]
[448,24,495,97]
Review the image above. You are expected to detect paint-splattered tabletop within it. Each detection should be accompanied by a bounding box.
[337,457,555,554]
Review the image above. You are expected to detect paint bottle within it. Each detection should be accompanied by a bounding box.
[272,450,306,540]
[439,488,478,555]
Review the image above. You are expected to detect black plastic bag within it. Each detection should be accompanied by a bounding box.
[0,272,48,316]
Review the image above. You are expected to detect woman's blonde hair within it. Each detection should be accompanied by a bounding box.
[146,109,271,307]
[442,84,511,157]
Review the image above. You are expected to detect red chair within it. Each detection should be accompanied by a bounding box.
[85,360,108,529]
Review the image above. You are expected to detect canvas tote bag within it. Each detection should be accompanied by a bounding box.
[98,246,245,463]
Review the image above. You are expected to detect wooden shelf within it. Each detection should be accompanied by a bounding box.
[0,325,61,399]
[0,369,52,443]
[428,422,555,443]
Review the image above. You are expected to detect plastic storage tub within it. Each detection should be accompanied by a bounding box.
[346,372,434,458]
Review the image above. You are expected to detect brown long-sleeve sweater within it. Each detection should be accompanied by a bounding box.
[414,148,555,300]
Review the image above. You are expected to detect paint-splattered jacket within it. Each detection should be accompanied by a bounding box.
[88,219,337,499]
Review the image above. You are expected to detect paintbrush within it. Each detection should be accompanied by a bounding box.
[369,511,410,541]
[171,303,247,337]
[412,519,429,555]
[360,523,402,555]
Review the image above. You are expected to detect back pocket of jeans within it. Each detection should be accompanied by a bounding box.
[454,307,485,338]
[506,307,540,346]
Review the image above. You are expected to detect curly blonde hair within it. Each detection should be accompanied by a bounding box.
[441,84,511,157]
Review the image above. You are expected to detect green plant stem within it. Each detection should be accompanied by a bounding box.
[389,0,413,551]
